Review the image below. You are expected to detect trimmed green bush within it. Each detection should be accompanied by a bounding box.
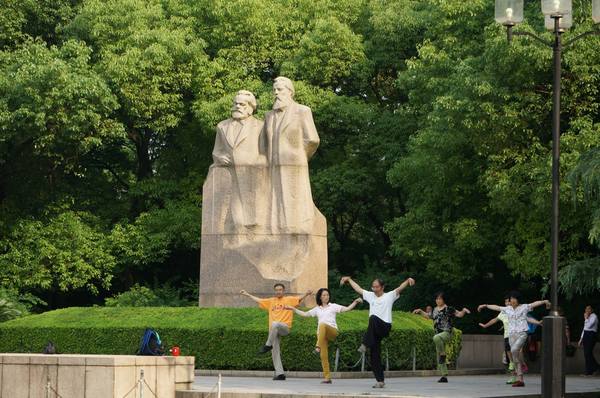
[0,307,462,371]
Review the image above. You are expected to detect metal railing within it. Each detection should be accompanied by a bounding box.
[42,366,209,398]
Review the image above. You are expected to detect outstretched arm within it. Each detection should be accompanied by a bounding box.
[339,298,363,313]
[527,317,543,326]
[394,277,416,295]
[340,277,364,295]
[412,308,431,320]
[529,300,551,310]
[479,317,499,329]
[478,304,504,313]
[455,307,471,318]
[240,290,262,304]
[284,305,311,317]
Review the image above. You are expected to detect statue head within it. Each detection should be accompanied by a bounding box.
[272,76,295,110]
[231,90,257,120]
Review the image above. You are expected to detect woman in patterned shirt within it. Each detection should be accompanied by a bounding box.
[478,291,550,387]
[413,292,471,383]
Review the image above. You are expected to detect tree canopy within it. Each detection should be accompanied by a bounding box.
[0,0,599,329]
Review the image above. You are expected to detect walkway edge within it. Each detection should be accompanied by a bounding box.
[194,368,506,379]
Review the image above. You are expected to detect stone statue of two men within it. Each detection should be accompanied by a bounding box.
[210,76,320,235]
[199,77,327,307]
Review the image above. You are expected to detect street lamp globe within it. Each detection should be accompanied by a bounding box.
[544,12,573,30]
[593,0,600,23]
[495,0,524,25]
[541,0,572,16]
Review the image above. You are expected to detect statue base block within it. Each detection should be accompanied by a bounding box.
[198,227,327,307]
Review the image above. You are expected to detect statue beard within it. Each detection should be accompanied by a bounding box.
[273,96,293,110]
[232,110,251,120]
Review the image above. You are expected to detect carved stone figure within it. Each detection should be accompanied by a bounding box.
[210,90,267,230]
[199,80,327,307]
[264,76,320,234]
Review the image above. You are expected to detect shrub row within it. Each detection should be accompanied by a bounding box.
[0,307,462,371]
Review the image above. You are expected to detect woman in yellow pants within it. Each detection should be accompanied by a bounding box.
[286,288,362,384]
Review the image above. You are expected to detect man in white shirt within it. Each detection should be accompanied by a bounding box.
[579,305,599,376]
[340,276,416,388]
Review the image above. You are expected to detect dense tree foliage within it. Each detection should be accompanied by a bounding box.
[0,0,598,330]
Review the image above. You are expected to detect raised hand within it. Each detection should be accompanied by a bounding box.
[406,277,416,286]
[240,290,248,296]
[340,276,351,286]
[477,304,487,312]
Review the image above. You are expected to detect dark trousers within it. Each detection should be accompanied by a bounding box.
[363,315,391,382]
[583,331,599,375]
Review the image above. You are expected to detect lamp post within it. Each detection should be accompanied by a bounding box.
[495,1,600,397]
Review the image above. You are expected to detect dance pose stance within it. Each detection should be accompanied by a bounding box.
[478,291,550,387]
[285,288,363,383]
[340,276,415,389]
[479,295,514,381]
[240,284,312,380]
[479,295,541,383]
[579,305,599,376]
[413,292,470,383]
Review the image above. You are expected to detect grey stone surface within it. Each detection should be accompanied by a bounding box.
[182,374,600,398]
[57,361,86,397]
[195,368,505,379]
[1,364,29,398]
[0,353,195,398]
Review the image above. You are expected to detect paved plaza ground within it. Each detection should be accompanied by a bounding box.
[188,374,600,398]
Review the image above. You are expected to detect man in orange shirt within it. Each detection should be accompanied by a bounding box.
[241,283,312,380]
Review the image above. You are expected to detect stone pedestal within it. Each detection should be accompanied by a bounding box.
[0,354,194,398]
[198,167,327,307]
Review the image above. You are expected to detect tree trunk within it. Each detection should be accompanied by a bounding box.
[128,129,153,216]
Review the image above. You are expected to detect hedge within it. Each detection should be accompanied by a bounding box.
[0,307,462,371]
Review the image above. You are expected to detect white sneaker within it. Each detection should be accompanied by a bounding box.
[372,382,385,388]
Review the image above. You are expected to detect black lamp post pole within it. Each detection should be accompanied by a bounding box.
[505,11,600,397]
[542,14,566,398]
[551,15,561,316]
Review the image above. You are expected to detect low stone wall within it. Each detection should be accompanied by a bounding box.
[457,334,600,374]
[0,353,194,398]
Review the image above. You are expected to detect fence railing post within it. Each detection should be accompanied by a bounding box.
[45,371,51,398]
[139,369,144,398]
[361,351,365,372]
[385,348,389,371]
[217,373,222,398]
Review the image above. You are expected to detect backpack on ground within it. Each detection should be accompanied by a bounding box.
[137,328,164,356]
